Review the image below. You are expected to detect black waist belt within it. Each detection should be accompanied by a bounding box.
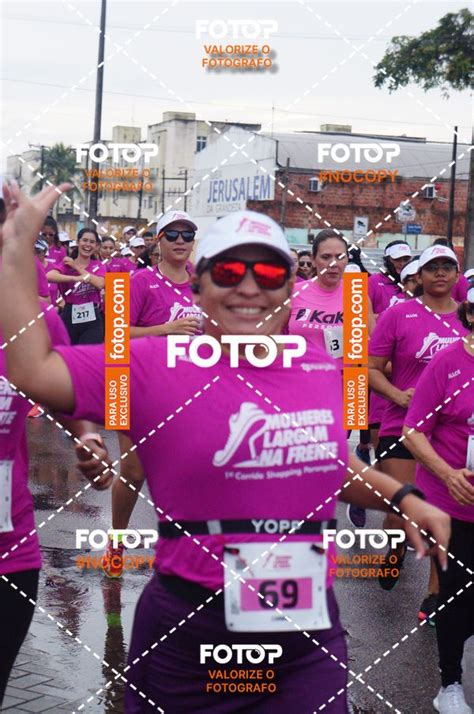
[158,518,337,539]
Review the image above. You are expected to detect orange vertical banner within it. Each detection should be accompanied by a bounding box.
[343,272,368,365]
[104,273,130,429]
[105,273,130,365]
[105,366,130,430]
[343,367,368,430]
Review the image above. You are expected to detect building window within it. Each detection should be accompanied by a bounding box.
[196,135,207,152]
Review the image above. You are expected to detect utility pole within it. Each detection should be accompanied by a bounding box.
[464,126,474,268]
[89,0,107,221]
[279,158,290,225]
[29,143,49,190]
[446,125,458,244]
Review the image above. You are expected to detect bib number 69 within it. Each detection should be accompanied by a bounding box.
[258,579,299,609]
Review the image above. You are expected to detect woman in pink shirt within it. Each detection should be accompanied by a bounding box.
[0,184,450,714]
[288,229,348,362]
[404,290,474,714]
[0,189,112,703]
[47,228,106,344]
[369,245,469,614]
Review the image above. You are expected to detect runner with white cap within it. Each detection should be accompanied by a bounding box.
[465,268,474,288]
[129,210,201,339]
[369,245,468,619]
[0,185,451,713]
[369,240,412,313]
[102,211,201,577]
[404,287,474,714]
[400,258,420,296]
[122,225,137,242]
[129,235,147,268]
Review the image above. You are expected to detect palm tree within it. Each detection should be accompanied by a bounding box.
[32,143,82,214]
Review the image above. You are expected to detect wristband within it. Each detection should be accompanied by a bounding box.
[390,484,425,514]
[79,432,103,447]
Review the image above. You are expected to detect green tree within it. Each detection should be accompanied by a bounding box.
[32,143,82,201]
[373,8,474,267]
[374,9,473,94]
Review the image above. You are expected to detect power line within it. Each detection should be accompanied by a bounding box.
[2,77,470,133]
[2,14,402,41]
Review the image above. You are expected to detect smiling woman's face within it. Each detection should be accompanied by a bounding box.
[194,244,294,338]
[78,232,98,259]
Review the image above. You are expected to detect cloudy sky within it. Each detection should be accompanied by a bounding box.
[1,0,471,171]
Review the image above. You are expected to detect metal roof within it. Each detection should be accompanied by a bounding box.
[262,132,470,179]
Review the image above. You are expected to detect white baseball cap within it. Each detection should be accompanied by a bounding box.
[344,263,361,273]
[418,245,458,270]
[58,231,70,243]
[69,240,77,248]
[385,243,412,260]
[195,210,293,267]
[130,236,145,247]
[121,246,133,257]
[400,259,420,282]
[123,225,136,235]
[464,268,474,281]
[156,211,197,235]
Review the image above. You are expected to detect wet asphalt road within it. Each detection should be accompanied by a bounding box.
[21,418,474,714]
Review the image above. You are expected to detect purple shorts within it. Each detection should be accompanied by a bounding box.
[125,573,349,713]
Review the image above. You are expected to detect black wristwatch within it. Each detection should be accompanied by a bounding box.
[390,484,426,514]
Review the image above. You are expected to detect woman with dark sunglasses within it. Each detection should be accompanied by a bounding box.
[297,249,313,280]
[0,185,450,714]
[129,211,201,339]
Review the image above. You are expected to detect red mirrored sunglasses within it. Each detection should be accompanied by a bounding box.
[207,258,290,290]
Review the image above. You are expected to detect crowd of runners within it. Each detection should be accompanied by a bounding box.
[0,180,473,713]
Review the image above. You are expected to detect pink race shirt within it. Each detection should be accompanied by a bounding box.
[46,245,66,265]
[0,307,70,575]
[35,257,50,300]
[405,340,474,521]
[55,339,347,590]
[369,300,468,437]
[130,267,201,328]
[368,272,404,315]
[56,259,106,305]
[106,257,131,273]
[288,280,343,361]
[452,273,470,303]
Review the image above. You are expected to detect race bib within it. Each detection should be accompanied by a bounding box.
[0,461,13,533]
[323,326,343,360]
[72,302,96,324]
[223,542,330,632]
[467,435,474,472]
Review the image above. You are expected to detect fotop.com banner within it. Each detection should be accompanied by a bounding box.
[1,1,472,714]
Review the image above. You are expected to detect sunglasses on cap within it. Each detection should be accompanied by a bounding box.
[162,229,195,243]
[204,258,290,290]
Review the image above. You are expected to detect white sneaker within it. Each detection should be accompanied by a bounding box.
[433,684,473,713]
